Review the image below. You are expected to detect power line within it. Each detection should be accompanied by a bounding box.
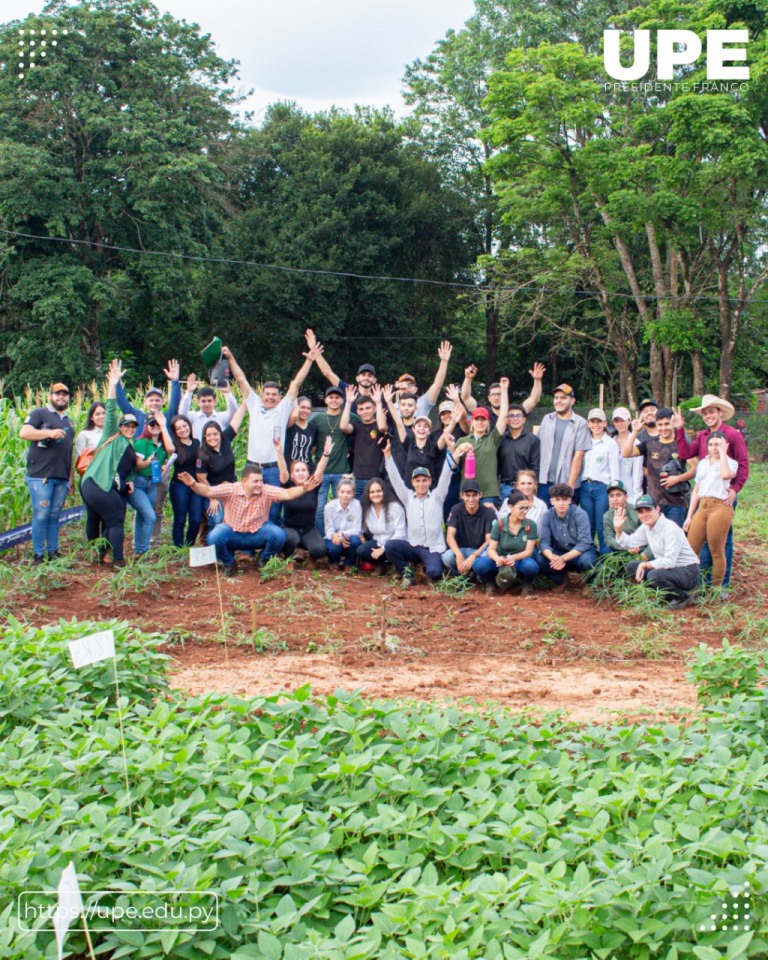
[3,227,768,305]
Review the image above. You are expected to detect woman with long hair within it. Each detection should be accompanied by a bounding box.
[195,401,247,532]
[277,435,333,562]
[168,414,203,547]
[131,412,175,555]
[356,477,406,572]
[76,401,107,548]
[487,490,540,598]
[323,476,363,569]
[81,361,153,567]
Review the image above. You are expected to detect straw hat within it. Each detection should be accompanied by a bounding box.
[690,394,735,421]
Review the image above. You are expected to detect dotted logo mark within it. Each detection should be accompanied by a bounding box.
[700,881,752,932]
[17,27,69,80]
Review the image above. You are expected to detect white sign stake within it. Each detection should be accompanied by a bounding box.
[54,862,95,960]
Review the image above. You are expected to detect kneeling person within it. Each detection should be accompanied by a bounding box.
[442,480,496,590]
[488,491,539,597]
[615,494,699,609]
[537,483,597,590]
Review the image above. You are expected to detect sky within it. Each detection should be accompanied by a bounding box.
[3,0,477,122]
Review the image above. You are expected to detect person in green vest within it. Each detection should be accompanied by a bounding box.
[451,376,509,508]
[81,359,154,567]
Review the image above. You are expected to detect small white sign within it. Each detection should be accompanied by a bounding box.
[54,862,84,960]
[69,630,116,669]
[189,545,217,567]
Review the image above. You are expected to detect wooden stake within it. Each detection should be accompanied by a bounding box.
[112,657,132,819]
[378,594,391,652]
[213,560,228,665]
[599,383,605,412]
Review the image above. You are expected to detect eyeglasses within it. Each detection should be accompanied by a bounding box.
[508,413,525,419]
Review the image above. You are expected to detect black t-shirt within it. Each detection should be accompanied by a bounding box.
[196,426,237,486]
[394,433,442,489]
[172,438,200,482]
[285,421,318,466]
[117,445,137,488]
[350,420,385,480]
[24,407,75,480]
[446,502,495,550]
[281,479,319,530]
[498,429,541,483]
[636,437,689,506]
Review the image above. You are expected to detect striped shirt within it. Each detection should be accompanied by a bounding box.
[209,481,281,533]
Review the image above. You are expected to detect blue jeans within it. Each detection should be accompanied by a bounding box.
[441,546,496,582]
[580,480,609,553]
[26,477,69,556]
[204,498,225,532]
[208,522,286,567]
[168,480,203,548]
[537,548,597,584]
[660,503,686,529]
[385,540,445,580]
[261,465,283,525]
[326,534,363,567]
[700,500,736,589]
[128,476,157,555]
[315,473,344,534]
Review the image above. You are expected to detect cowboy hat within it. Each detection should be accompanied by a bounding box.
[690,394,735,420]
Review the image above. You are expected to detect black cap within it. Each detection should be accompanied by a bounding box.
[461,480,481,493]
[357,364,376,376]
[636,494,658,509]
[639,397,658,411]
[325,386,344,398]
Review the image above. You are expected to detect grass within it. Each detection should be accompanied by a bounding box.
[432,573,475,597]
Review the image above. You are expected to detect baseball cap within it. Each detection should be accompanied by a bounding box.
[587,408,607,421]
[612,407,631,421]
[324,385,343,398]
[357,363,376,376]
[554,384,574,397]
[461,480,481,493]
[119,414,139,427]
[438,401,455,414]
[471,406,491,420]
[145,387,163,398]
[50,382,70,394]
[412,466,431,479]
[398,373,416,384]
[635,494,658,509]
[414,415,432,426]
[606,479,627,493]
[639,397,658,411]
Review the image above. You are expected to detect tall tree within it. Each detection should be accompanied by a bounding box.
[0,0,240,388]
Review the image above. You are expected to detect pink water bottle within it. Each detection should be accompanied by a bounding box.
[465,446,476,480]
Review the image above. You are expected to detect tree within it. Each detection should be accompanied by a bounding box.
[0,0,240,388]
[197,104,475,389]
[486,0,768,402]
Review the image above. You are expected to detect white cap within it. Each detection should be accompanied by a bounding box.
[587,408,607,421]
[612,407,631,421]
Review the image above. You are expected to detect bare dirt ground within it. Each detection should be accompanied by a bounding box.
[17,526,767,721]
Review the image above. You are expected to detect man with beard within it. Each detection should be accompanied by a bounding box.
[19,382,76,563]
[537,385,592,507]
[311,385,356,534]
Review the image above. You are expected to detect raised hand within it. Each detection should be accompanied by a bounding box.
[499,376,510,391]
[630,417,643,434]
[529,362,546,381]
[303,342,324,362]
[382,383,394,405]
[670,407,685,430]
[186,372,197,393]
[345,384,358,405]
[464,364,478,381]
[613,504,626,533]
[371,383,383,404]
[305,328,318,350]
[154,410,167,427]
[438,341,453,362]
[221,346,232,359]
[445,383,460,402]
[164,359,180,381]
[107,358,123,387]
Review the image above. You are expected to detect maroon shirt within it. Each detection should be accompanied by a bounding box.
[675,424,749,493]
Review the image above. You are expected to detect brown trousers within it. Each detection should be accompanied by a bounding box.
[687,497,734,587]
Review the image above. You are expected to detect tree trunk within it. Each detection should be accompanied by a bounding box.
[662,346,674,406]
[614,335,637,408]
[649,341,664,404]
[80,300,102,373]
[690,350,705,397]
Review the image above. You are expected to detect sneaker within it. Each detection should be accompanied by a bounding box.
[47,551,61,562]
[400,569,415,589]
[551,575,569,593]
[32,554,45,566]
[360,561,376,573]
[667,595,691,610]
[113,559,127,569]
[484,581,498,596]
[224,561,238,577]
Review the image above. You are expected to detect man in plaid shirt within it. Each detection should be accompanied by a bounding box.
[178,465,319,575]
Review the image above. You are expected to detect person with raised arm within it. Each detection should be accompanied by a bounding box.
[179,372,238,440]
[222,341,322,522]
[391,340,453,418]
[339,384,388,500]
[130,410,175,556]
[382,435,456,588]
[195,401,248,532]
[276,435,333,564]
[461,362,545,429]
[452,376,510,509]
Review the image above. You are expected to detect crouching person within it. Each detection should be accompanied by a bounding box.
[177,466,319,576]
[488,491,539,598]
[537,483,597,591]
[441,480,497,593]
[383,438,455,588]
[614,494,700,609]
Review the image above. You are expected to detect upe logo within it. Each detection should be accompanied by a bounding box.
[604,30,749,81]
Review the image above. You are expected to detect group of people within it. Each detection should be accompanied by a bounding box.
[18,329,750,607]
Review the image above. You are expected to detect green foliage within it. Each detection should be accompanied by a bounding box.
[4,618,768,957]
[688,638,768,704]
